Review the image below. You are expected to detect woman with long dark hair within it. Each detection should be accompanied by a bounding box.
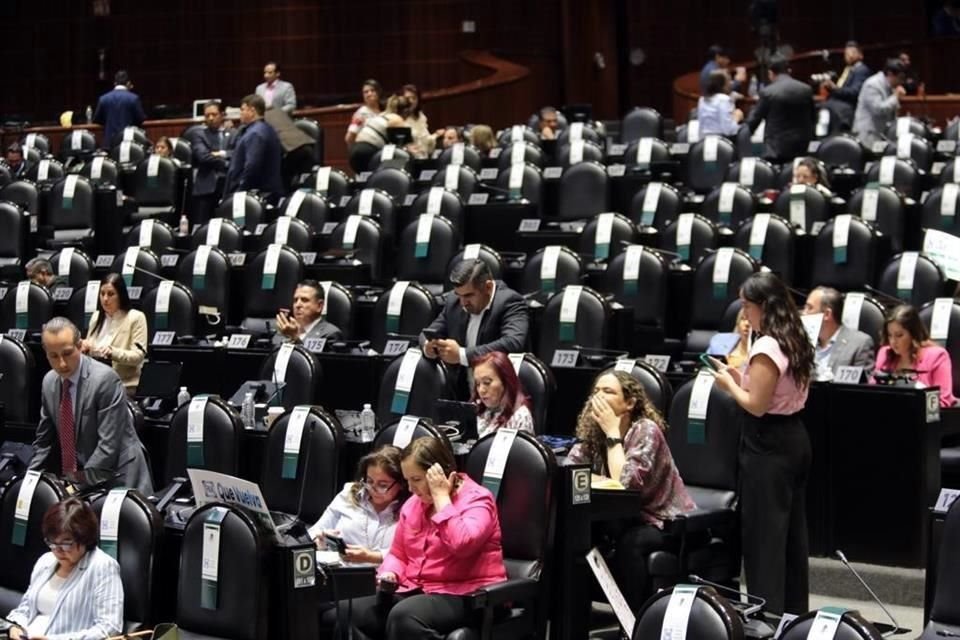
[470,351,534,437]
[708,271,815,615]
[80,272,148,394]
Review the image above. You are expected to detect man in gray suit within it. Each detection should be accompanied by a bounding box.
[853,59,907,147]
[274,280,342,345]
[746,54,815,162]
[30,317,153,494]
[803,287,876,381]
[255,61,297,115]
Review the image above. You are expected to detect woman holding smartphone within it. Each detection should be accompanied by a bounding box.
[707,272,814,615]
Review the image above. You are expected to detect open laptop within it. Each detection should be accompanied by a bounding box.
[436,399,479,442]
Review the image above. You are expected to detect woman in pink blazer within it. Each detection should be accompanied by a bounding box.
[872,304,956,407]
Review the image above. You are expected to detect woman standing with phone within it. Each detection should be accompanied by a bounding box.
[707,272,814,615]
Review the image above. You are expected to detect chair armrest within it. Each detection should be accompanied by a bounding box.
[465,577,539,609]
[662,507,736,536]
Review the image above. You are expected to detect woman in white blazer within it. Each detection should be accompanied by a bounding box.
[7,498,123,640]
[80,273,148,394]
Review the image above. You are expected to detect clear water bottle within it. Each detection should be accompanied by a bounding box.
[85,105,93,124]
[360,403,377,442]
[748,75,759,98]
[179,213,190,236]
[242,392,256,429]
[177,386,191,407]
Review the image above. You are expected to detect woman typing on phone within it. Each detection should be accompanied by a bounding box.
[351,437,507,640]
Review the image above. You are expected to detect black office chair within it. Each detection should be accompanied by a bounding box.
[0,164,13,189]
[396,214,459,295]
[917,499,960,639]
[257,215,314,252]
[0,181,38,220]
[176,504,270,640]
[437,143,483,173]
[685,248,758,354]
[372,417,451,451]
[883,134,933,172]
[0,334,34,422]
[604,245,670,345]
[865,156,920,199]
[370,281,437,353]
[725,157,777,194]
[628,181,682,230]
[733,214,796,283]
[557,121,602,148]
[810,216,878,292]
[497,125,541,148]
[261,405,342,525]
[512,352,556,434]
[848,184,906,253]
[700,183,756,232]
[168,136,193,165]
[110,247,162,294]
[163,395,242,487]
[343,188,397,240]
[258,344,321,411]
[78,155,120,187]
[496,142,545,170]
[816,134,865,173]
[443,431,556,640]
[446,245,504,289]
[241,245,304,335]
[621,358,673,418]
[919,299,960,400]
[66,282,102,335]
[556,140,605,169]
[632,586,744,640]
[279,189,330,233]
[0,201,25,278]
[432,164,481,201]
[366,165,412,203]
[368,145,413,173]
[141,281,197,341]
[621,107,664,143]
[293,117,323,165]
[622,137,671,171]
[131,155,179,224]
[494,163,543,207]
[49,247,94,289]
[773,183,831,233]
[780,610,882,640]
[686,136,736,194]
[376,351,454,424]
[126,219,176,253]
[520,245,584,301]
[110,141,148,168]
[921,186,960,237]
[938,158,960,187]
[21,132,51,155]
[409,187,465,239]
[578,212,637,263]
[176,245,232,331]
[0,280,53,333]
[661,214,718,265]
[59,129,97,164]
[190,217,245,252]
[329,215,385,283]
[0,473,67,613]
[302,166,351,203]
[536,285,609,363]
[47,175,97,250]
[319,280,354,339]
[216,191,267,231]
[91,490,163,629]
[557,161,609,221]
[876,252,945,308]
[25,158,65,186]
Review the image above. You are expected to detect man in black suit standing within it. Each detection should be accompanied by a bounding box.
[746,54,815,163]
[190,100,234,224]
[821,41,871,132]
[421,260,529,392]
[223,94,284,205]
[93,70,146,149]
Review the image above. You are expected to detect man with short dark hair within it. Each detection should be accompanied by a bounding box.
[4,142,29,178]
[699,44,747,95]
[746,54,815,162]
[30,317,153,493]
[822,41,871,131]
[223,94,284,203]
[538,106,561,140]
[802,286,875,380]
[255,61,297,115]
[275,280,342,345]
[191,100,235,223]
[421,260,529,376]
[25,257,56,289]
[853,58,907,147]
[93,70,146,148]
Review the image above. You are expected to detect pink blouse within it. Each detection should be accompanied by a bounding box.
[871,344,956,407]
[742,336,808,415]
[379,474,507,595]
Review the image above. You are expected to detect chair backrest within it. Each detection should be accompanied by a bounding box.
[257,215,313,252]
[686,135,736,194]
[938,157,960,186]
[700,182,756,231]
[368,145,412,173]
[21,132,51,155]
[557,122,602,147]
[536,285,609,362]
[556,140,605,168]
[376,351,454,423]
[0,180,39,216]
[628,181,682,230]
[865,156,919,199]
[446,245,504,289]
[0,164,11,189]
[257,344,321,410]
[48,176,96,231]
[280,189,329,233]
[164,395,242,486]
[511,352,556,434]
[126,219,176,253]
[520,245,584,299]
[49,247,94,289]
[496,142,545,170]
[725,157,777,194]
[621,358,673,418]
[577,212,638,263]
[190,217,244,252]
[396,214,459,286]
[0,473,67,602]
[557,161,609,220]
[621,107,664,143]
[884,134,933,172]
[848,184,905,253]
[494,163,543,206]
[79,155,121,186]
[216,191,267,230]
[344,188,397,239]
[780,610,882,640]
[110,141,147,167]
[876,252,945,308]
[26,158,65,185]
[303,166,351,203]
[922,185,960,238]
[67,281,103,335]
[0,201,24,261]
[176,246,231,328]
[293,118,323,164]
[177,504,269,640]
[329,215,384,282]
[319,281,354,339]
[840,293,886,346]
[0,335,34,422]
[919,299,960,398]
[733,213,796,283]
[370,281,437,353]
[242,245,304,322]
[141,281,197,340]
[810,215,878,292]
[498,125,541,147]
[372,417,450,451]
[110,247,162,293]
[622,137,671,170]
[261,405,342,524]
[603,245,669,327]
[687,248,758,352]
[816,134,865,172]
[91,490,163,627]
[928,498,960,629]
[773,183,830,233]
[133,155,178,206]
[59,129,97,161]
[366,165,412,203]
[436,143,483,172]
[633,586,745,640]
[410,187,465,238]
[0,280,53,332]
[661,213,718,265]
[168,136,192,164]
[430,164,480,200]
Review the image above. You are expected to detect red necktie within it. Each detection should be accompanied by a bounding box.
[59,379,77,475]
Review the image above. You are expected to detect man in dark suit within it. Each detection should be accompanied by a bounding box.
[274,280,343,345]
[4,142,30,178]
[190,100,235,224]
[822,41,871,132]
[803,286,875,380]
[30,317,153,494]
[93,70,146,149]
[746,54,815,163]
[421,260,529,393]
[223,94,284,204]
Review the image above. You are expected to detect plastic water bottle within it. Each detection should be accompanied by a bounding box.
[177,386,191,407]
[360,403,377,442]
[85,105,93,124]
[748,75,759,98]
[179,213,190,236]
[242,392,256,429]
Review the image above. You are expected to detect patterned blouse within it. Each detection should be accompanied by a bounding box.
[477,404,535,439]
[567,418,696,528]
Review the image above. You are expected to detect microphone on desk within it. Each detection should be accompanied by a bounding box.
[123,262,222,327]
[834,549,900,638]
[688,574,766,611]
[862,285,907,308]
[616,239,683,260]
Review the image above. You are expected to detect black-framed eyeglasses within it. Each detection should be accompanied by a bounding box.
[44,538,77,552]
[363,479,397,495]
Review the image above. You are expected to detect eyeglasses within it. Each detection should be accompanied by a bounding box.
[44,539,77,552]
[363,479,397,495]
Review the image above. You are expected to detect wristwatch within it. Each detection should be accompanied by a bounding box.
[604,436,623,448]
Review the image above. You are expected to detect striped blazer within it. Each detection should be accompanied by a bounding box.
[7,547,124,640]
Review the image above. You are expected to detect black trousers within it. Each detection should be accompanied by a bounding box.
[351,591,471,640]
[349,142,380,174]
[190,193,218,225]
[740,411,811,615]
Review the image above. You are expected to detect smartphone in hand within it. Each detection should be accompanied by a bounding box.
[324,532,347,554]
[422,328,443,341]
[699,353,720,371]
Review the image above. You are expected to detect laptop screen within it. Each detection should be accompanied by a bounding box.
[135,361,182,399]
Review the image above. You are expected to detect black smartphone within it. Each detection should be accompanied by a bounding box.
[699,353,719,371]
[324,532,347,553]
[422,328,443,341]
